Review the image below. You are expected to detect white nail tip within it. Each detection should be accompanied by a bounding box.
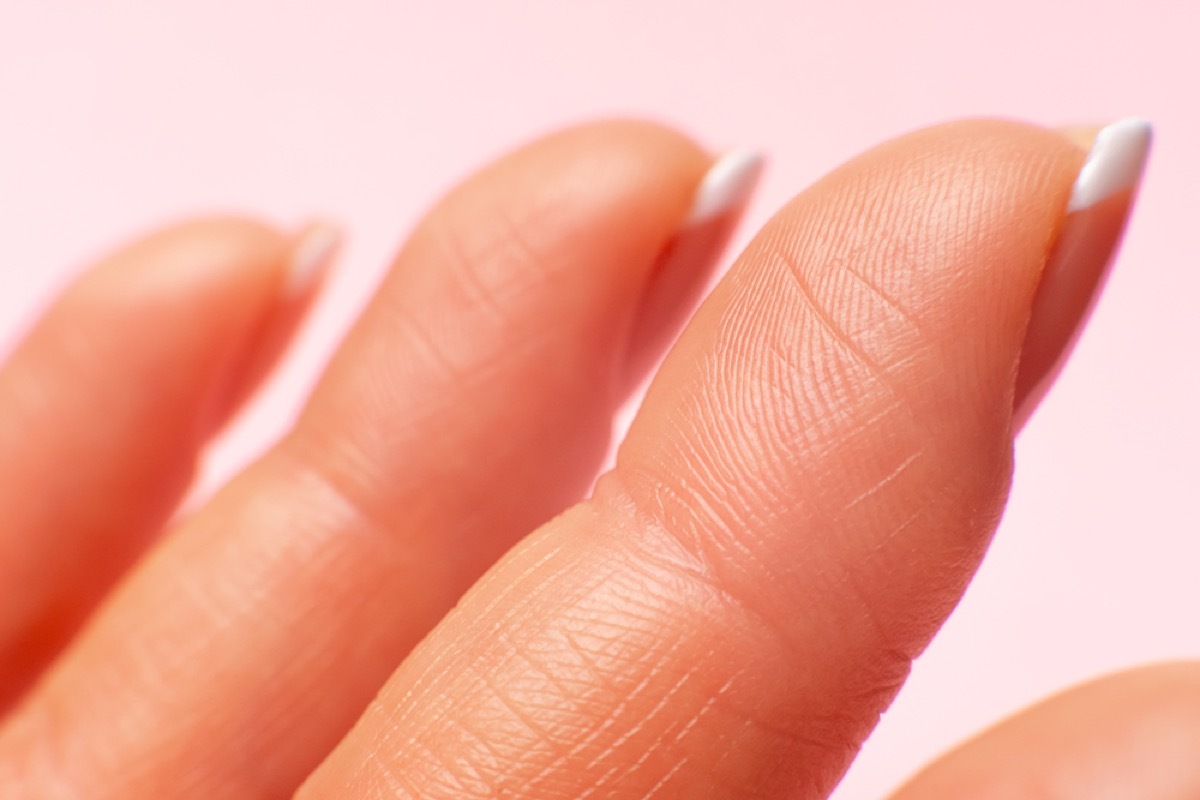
[287,222,342,295]
[1067,118,1152,212]
[683,149,765,226]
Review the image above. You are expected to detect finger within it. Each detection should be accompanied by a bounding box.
[0,217,335,709]
[298,119,1148,800]
[890,662,1200,799]
[0,123,759,797]
[294,138,756,555]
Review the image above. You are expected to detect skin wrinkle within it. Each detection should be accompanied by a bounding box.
[369,494,792,800]
[842,448,927,512]
[707,371,786,520]
[592,667,723,796]
[648,367,861,647]
[404,610,649,792]
[422,204,549,337]
[520,658,699,795]
[602,483,872,766]
[781,171,1009,547]
[768,244,901,420]
[501,635,626,732]
[653,259,925,620]
[646,314,804,568]
[364,550,603,761]
[579,675,726,799]
[741,263,864,455]
[656,471,794,623]
[601,469,784,645]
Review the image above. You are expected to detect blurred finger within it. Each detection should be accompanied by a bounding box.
[891,663,1200,799]
[0,217,335,709]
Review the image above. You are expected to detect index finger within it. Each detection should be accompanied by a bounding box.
[300,119,1145,799]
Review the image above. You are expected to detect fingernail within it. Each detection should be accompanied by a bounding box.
[197,221,342,434]
[285,220,343,297]
[684,149,766,225]
[621,150,764,390]
[1013,118,1152,428]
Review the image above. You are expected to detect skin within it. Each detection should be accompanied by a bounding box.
[0,119,1182,798]
[890,663,1200,799]
[0,219,321,710]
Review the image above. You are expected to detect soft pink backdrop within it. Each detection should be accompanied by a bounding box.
[2,1,1196,795]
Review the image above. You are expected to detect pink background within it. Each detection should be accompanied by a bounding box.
[2,1,1197,795]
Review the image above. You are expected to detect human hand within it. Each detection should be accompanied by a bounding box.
[0,118,1170,798]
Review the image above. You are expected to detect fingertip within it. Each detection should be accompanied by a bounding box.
[69,214,290,306]
[1013,119,1151,428]
[874,118,1150,434]
[437,118,714,239]
[49,213,338,439]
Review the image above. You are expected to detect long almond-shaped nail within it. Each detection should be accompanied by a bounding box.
[622,150,764,389]
[1013,118,1152,428]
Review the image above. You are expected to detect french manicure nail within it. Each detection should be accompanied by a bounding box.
[1013,118,1152,428]
[684,149,766,226]
[1067,119,1153,212]
[286,221,343,297]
